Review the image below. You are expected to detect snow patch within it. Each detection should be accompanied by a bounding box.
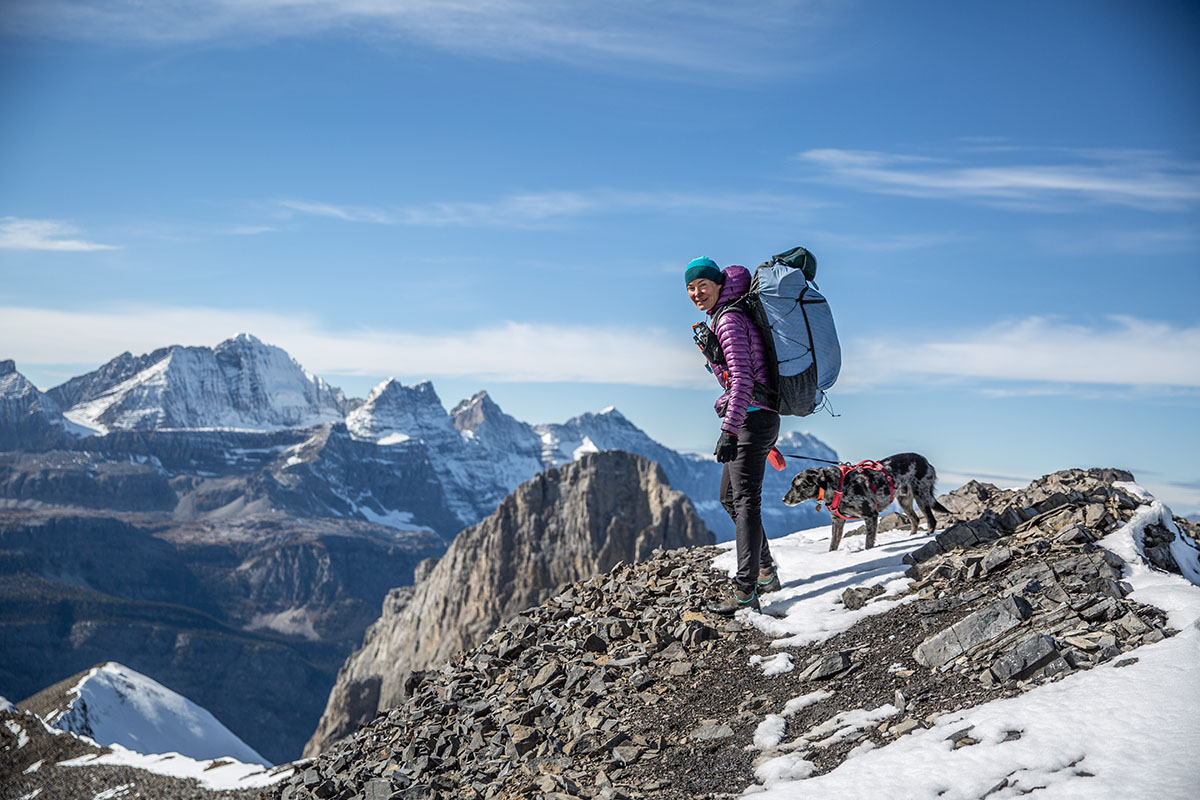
[754,715,788,750]
[782,691,833,716]
[5,719,30,748]
[571,435,601,460]
[60,748,295,792]
[749,652,794,676]
[246,608,319,641]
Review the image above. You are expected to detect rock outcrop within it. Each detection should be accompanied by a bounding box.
[277,468,1194,800]
[303,450,714,757]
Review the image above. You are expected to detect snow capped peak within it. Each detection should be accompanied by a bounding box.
[451,390,491,411]
[0,362,40,400]
[599,405,618,415]
[0,361,69,448]
[58,335,346,434]
[40,662,270,766]
[361,377,441,408]
[347,377,453,444]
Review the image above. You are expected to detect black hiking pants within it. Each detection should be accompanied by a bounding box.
[720,409,779,592]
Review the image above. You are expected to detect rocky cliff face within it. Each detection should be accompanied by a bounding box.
[304,450,714,757]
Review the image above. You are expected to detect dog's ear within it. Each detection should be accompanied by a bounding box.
[817,467,835,489]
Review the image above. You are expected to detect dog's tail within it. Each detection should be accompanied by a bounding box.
[933,499,951,514]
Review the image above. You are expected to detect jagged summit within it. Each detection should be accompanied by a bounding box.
[346,378,453,445]
[451,390,539,451]
[0,360,70,449]
[54,335,346,434]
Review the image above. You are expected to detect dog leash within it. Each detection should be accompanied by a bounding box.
[770,450,841,471]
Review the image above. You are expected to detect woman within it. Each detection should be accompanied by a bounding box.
[685,256,782,614]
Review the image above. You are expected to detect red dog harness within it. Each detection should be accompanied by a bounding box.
[818,460,896,521]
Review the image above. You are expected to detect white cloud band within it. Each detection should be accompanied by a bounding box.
[2,308,1197,394]
[0,306,709,390]
[840,316,1200,390]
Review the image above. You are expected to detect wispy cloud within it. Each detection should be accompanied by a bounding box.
[840,315,1200,391]
[6,307,1197,398]
[0,217,119,251]
[275,189,818,229]
[224,224,279,236]
[1030,226,1200,255]
[805,230,968,252]
[0,305,708,390]
[795,148,1200,211]
[3,1,836,77]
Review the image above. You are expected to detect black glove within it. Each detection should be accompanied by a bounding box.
[714,431,739,463]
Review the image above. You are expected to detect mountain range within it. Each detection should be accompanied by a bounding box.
[3,334,830,539]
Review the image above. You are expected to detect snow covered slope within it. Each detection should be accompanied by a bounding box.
[713,483,1200,799]
[34,662,270,766]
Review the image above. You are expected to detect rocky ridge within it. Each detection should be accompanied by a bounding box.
[276,468,1190,800]
[304,450,714,757]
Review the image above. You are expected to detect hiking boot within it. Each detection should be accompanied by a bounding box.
[706,583,760,616]
[757,567,782,594]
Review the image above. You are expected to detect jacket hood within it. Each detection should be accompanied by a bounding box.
[710,265,751,314]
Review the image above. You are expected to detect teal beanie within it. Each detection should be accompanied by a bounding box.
[684,256,723,285]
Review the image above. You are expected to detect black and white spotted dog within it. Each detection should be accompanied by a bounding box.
[782,452,949,551]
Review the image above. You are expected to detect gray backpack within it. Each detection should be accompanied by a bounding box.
[745,246,842,417]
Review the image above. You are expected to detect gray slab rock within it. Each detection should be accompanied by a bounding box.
[914,595,1033,668]
[989,633,1062,682]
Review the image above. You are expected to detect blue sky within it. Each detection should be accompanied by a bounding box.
[2,1,1198,514]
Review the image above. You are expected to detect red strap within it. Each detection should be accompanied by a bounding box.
[826,461,896,520]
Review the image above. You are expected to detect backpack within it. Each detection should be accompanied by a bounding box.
[746,245,841,416]
[691,246,841,417]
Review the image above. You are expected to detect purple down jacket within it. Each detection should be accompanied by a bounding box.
[706,265,771,435]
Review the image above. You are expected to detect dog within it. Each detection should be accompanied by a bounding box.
[782,452,949,551]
